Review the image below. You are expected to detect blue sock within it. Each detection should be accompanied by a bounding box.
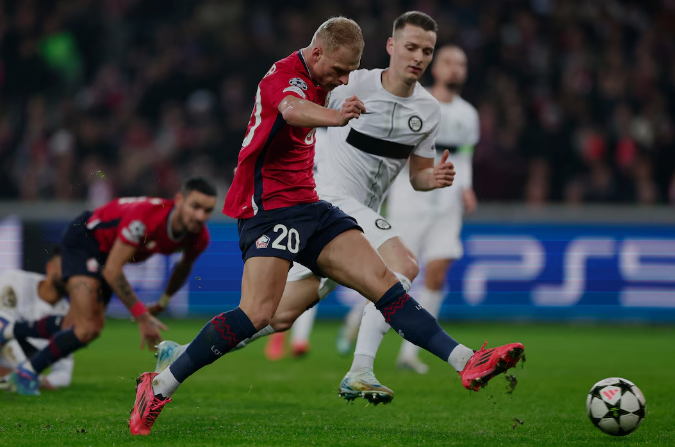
[375,282,459,362]
[29,327,87,374]
[14,316,63,340]
[169,307,257,383]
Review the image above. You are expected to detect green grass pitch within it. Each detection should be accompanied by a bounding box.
[1,319,673,446]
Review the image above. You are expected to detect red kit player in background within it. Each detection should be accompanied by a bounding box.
[130,16,524,436]
[0,177,217,395]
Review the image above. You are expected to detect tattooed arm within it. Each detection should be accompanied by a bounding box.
[101,239,141,310]
[148,257,194,315]
[102,239,167,349]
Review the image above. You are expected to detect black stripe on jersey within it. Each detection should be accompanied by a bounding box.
[89,218,121,230]
[436,144,458,154]
[253,113,287,212]
[346,128,415,160]
[297,50,311,79]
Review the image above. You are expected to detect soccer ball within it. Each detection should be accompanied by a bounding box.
[586,377,646,436]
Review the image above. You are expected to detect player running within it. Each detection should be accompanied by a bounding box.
[391,44,479,375]
[0,177,216,395]
[130,16,523,436]
[0,248,74,390]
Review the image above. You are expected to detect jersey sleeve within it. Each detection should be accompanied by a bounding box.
[264,69,314,109]
[183,227,210,261]
[116,202,156,247]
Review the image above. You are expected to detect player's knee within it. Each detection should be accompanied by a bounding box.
[398,257,419,283]
[269,308,302,332]
[74,322,102,343]
[246,311,274,331]
[425,260,451,291]
[270,319,293,332]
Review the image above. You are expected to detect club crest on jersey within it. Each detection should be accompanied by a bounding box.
[408,116,423,132]
[86,257,99,273]
[375,219,392,230]
[256,235,270,249]
[289,77,308,90]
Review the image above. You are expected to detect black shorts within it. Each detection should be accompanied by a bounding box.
[237,200,362,277]
[60,211,113,304]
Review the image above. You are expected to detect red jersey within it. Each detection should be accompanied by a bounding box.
[223,51,329,219]
[86,197,210,263]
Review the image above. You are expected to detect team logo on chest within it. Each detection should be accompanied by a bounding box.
[256,235,270,249]
[408,115,423,132]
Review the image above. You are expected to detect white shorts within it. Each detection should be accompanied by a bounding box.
[391,212,463,262]
[287,192,400,288]
[387,172,464,262]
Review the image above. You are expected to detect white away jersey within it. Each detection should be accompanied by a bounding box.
[0,270,73,388]
[435,96,479,191]
[389,95,480,216]
[314,68,440,211]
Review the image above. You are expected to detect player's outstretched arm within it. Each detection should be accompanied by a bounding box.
[279,95,365,128]
[102,239,167,350]
[148,257,194,315]
[408,150,456,191]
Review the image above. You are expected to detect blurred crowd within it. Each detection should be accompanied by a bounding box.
[0,0,674,206]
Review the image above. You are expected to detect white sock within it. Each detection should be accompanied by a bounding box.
[349,302,389,372]
[348,272,411,373]
[342,298,367,342]
[233,324,275,351]
[152,367,181,398]
[399,287,443,361]
[448,344,475,372]
[291,306,317,345]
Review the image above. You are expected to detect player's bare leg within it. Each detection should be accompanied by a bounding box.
[264,277,321,360]
[319,230,523,399]
[339,236,418,402]
[150,257,289,397]
[398,258,452,374]
[134,257,290,435]
[156,276,328,372]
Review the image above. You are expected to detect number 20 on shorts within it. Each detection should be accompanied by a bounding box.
[272,224,300,253]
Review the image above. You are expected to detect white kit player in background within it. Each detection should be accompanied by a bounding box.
[154,13,465,404]
[0,250,74,389]
[388,44,479,374]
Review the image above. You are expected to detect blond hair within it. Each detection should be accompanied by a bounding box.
[312,17,364,55]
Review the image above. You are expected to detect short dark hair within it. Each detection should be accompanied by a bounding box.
[181,177,217,197]
[393,11,438,35]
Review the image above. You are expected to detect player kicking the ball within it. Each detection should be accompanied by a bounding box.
[130,16,523,435]
[0,177,216,395]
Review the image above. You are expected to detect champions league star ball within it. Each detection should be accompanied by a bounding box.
[586,378,646,436]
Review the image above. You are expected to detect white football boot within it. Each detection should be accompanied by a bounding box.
[338,369,394,405]
[154,341,185,373]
